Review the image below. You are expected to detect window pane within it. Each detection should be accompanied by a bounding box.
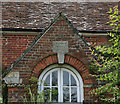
[71,87,77,102]
[63,87,69,102]
[52,71,58,86]
[63,71,69,86]
[71,75,77,86]
[44,75,50,86]
[52,87,58,102]
[44,87,50,102]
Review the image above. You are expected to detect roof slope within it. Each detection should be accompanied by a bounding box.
[2,2,117,31]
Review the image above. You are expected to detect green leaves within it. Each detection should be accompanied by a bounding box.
[107,6,119,33]
[107,8,112,13]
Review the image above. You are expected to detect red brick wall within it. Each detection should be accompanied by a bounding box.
[8,87,26,102]
[2,34,37,71]
[2,34,109,72]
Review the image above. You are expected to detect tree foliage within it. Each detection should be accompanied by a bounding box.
[90,5,120,103]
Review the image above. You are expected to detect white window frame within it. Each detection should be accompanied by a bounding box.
[38,64,84,103]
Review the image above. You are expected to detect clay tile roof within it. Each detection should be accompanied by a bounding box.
[2,2,118,31]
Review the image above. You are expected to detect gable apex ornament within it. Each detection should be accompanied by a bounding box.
[53,41,68,64]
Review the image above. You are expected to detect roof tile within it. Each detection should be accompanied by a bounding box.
[2,2,117,31]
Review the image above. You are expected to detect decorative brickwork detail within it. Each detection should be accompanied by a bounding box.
[32,54,93,85]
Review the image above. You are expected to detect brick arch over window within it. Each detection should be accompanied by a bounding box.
[31,54,93,85]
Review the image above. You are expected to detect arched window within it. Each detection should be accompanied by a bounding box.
[38,64,84,103]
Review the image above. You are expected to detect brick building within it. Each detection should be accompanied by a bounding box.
[2,1,118,103]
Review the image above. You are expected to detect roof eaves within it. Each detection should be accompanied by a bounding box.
[1,28,43,32]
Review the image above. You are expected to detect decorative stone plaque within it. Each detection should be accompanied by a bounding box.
[53,41,68,53]
[3,72,22,84]
[53,41,68,64]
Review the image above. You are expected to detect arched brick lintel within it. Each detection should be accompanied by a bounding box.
[31,54,93,84]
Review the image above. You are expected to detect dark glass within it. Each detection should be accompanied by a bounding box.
[52,87,58,102]
[63,87,69,102]
[52,71,58,86]
[63,71,69,86]
[71,75,77,86]
[71,87,77,102]
[44,75,50,86]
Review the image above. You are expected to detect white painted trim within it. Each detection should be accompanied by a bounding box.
[38,64,84,102]
[2,31,41,35]
[80,33,108,36]
[58,69,61,102]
